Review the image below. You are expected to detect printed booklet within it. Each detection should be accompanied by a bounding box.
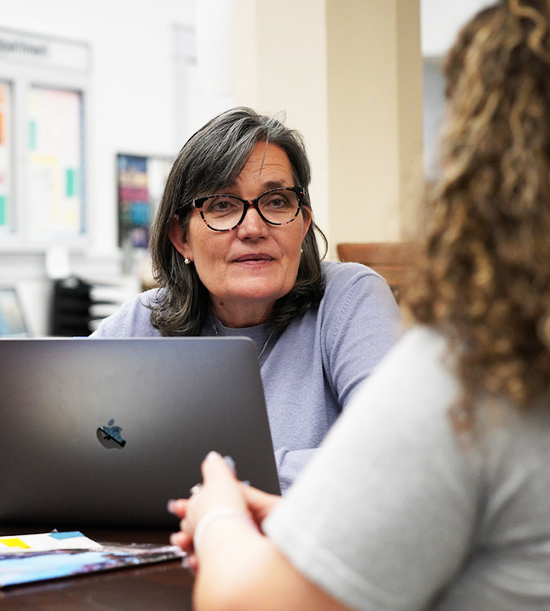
[0,531,185,588]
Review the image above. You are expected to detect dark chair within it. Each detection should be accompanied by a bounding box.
[50,277,93,336]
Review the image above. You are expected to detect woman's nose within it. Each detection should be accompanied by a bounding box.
[237,204,268,238]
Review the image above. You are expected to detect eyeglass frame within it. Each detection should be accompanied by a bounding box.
[185,186,306,232]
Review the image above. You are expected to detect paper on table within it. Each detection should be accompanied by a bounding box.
[0,531,103,552]
[0,531,185,588]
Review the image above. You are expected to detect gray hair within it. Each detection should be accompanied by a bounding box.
[149,106,327,335]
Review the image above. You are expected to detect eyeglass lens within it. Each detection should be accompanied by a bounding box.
[200,188,300,231]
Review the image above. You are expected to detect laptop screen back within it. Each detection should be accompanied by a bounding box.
[0,337,279,529]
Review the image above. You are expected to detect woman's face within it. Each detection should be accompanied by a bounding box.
[169,141,311,328]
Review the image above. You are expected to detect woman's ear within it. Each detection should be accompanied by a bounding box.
[168,215,192,259]
[301,206,312,241]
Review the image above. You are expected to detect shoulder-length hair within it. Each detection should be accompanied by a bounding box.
[404,0,550,421]
[149,107,327,335]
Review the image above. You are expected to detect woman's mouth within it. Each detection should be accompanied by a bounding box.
[233,254,274,263]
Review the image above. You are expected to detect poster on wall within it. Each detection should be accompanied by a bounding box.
[0,81,11,234]
[117,153,173,249]
[27,86,85,241]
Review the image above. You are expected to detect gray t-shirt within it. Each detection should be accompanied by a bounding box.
[91,261,402,491]
[264,326,550,610]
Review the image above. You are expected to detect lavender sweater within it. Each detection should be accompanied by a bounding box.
[91,261,401,491]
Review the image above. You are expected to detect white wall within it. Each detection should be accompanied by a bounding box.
[421,0,496,57]
[420,0,495,178]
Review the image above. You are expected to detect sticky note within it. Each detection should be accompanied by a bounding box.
[49,531,83,541]
[66,168,76,197]
[0,538,30,549]
[29,121,36,150]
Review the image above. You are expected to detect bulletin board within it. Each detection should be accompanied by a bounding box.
[0,27,90,247]
[116,153,173,249]
[0,81,10,234]
[28,86,85,241]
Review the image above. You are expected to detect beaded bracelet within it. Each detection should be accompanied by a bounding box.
[193,508,257,554]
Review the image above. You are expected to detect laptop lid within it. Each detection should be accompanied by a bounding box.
[0,337,280,529]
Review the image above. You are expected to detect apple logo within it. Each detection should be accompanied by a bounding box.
[97,419,127,449]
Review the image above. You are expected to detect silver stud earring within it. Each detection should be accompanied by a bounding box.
[184,258,192,265]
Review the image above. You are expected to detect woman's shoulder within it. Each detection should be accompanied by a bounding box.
[321,260,388,292]
[320,260,398,314]
[91,288,164,337]
[116,287,162,315]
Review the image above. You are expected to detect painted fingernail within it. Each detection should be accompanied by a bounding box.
[223,455,236,473]
[182,556,196,574]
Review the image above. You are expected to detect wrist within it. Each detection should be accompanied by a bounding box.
[193,507,257,554]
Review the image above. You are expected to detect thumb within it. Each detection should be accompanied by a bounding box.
[201,451,235,482]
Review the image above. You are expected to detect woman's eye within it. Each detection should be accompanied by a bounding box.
[207,199,240,215]
[264,196,291,209]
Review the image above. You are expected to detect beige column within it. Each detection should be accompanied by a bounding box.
[233,0,330,245]
[326,0,423,249]
[232,0,423,255]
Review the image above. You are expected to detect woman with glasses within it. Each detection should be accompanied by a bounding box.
[92,107,401,492]
[168,1,550,608]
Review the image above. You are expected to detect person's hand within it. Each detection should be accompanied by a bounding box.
[186,451,250,531]
[242,484,282,525]
[167,451,251,571]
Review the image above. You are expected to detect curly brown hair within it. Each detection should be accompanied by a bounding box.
[404,0,550,424]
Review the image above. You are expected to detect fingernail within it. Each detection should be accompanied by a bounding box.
[223,455,236,473]
[206,450,221,460]
[169,532,179,546]
[182,556,196,574]
[167,499,176,514]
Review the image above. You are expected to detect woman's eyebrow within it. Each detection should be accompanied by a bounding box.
[262,180,286,190]
[219,180,287,194]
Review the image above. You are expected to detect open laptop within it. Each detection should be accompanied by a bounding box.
[0,337,280,529]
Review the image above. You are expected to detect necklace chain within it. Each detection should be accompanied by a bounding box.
[210,314,274,360]
[258,329,275,359]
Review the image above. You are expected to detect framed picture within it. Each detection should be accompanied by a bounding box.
[0,287,29,337]
[117,153,173,249]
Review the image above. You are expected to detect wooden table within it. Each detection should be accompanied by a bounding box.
[0,526,194,609]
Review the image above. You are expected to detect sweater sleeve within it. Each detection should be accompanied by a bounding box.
[320,262,402,408]
[270,262,402,491]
